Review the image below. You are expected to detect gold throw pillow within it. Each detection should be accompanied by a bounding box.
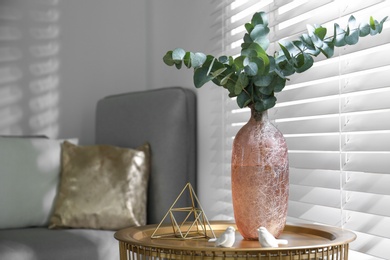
[49,141,150,230]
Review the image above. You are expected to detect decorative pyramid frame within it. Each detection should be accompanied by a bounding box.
[151,183,216,240]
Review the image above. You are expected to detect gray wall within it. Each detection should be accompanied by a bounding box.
[144,1,226,219]
[60,0,219,146]
[60,0,147,144]
[0,0,223,218]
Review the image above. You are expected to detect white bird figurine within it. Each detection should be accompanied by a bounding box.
[208,226,236,247]
[257,227,288,248]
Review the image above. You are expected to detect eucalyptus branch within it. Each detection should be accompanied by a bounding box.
[163,12,387,112]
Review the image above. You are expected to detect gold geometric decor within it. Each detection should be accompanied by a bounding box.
[151,183,216,240]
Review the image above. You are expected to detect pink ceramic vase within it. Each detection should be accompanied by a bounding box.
[231,106,289,240]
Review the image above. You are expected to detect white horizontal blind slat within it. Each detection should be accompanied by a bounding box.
[221,0,390,259]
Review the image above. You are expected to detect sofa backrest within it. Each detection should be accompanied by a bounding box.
[95,87,196,224]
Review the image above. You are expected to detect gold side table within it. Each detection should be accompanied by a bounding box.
[114,221,356,260]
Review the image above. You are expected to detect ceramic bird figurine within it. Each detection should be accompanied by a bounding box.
[208,226,236,247]
[257,227,288,248]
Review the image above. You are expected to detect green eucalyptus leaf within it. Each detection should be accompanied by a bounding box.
[333,23,347,47]
[254,96,277,112]
[241,42,251,51]
[345,29,359,45]
[174,62,182,69]
[254,101,264,112]
[163,50,175,66]
[234,83,243,95]
[258,54,270,75]
[220,72,233,85]
[245,23,254,33]
[279,40,301,60]
[300,33,315,49]
[272,75,287,92]
[226,83,235,96]
[191,52,207,68]
[183,52,192,68]
[299,34,321,56]
[172,48,186,60]
[251,12,268,27]
[345,15,359,45]
[206,57,216,76]
[369,18,382,35]
[245,42,267,55]
[278,42,292,60]
[223,73,238,92]
[212,65,234,86]
[192,55,215,86]
[204,54,216,65]
[254,75,273,87]
[243,33,253,44]
[310,33,323,49]
[371,23,380,35]
[268,56,276,72]
[242,48,258,58]
[233,56,245,71]
[207,59,227,85]
[348,15,358,28]
[276,58,295,77]
[259,85,273,95]
[237,90,251,108]
[314,26,327,40]
[307,24,323,48]
[305,47,321,56]
[244,60,258,76]
[379,16,388,33]
[262,96,277,109]
[193,66,214,88]
[250,24,270,50]
[253,57,266,75]
[373,18,386,35]
[234,74,249,95]
[274,67,285,79]
[359,22,371,37]
[218,56,229,64]
[226,73,240,96]
[313,35,324,49]
[241,43,269,73]
[228,56,234,65]
[295,52,314,73]
[243,56,250,66]
[319,42,334,58]
[306,24,315,34]
[211,67,227,78]
[292,40,305,52]
[369,16,376,30]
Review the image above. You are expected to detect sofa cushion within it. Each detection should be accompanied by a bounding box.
[49,141,150,230]
[0,137,77,229]
[0,228,118,260]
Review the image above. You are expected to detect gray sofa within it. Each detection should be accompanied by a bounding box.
[0,87,197,260]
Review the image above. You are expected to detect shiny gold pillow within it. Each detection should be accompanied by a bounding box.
[49,141,150,230]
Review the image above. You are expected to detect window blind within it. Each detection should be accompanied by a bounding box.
[221,0,390,259]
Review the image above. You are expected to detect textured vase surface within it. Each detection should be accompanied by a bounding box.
[231,107,289,240]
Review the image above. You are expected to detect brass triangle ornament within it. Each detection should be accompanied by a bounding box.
[151,183,216,240]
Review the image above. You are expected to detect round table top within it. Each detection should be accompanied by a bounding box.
[115,221,356,252]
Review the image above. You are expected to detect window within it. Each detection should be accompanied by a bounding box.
[222,0,390,258]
